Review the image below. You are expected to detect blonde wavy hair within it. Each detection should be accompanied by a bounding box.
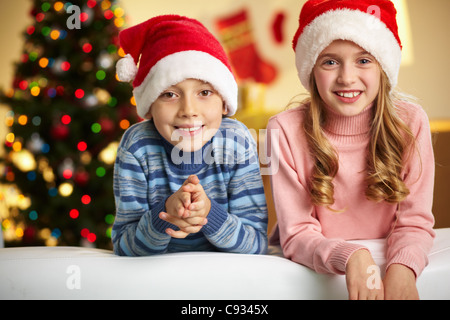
[302,70,417,209]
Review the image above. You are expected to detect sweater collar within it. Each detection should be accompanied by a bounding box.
[323,103,374,136]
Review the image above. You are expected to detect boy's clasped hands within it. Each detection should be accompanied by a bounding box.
[160,175,211,238]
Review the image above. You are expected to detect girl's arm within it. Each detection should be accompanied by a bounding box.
[385,105,435,278]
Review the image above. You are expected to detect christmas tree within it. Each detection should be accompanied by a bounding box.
[0,0,138,249]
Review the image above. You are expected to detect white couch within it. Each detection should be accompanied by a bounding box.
[1,228,450,300]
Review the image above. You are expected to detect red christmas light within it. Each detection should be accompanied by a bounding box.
[69,209,79,219]
[26,26,35,35]
[75,89,85,99]
[77,141,88,151]
[87,233,97,243]
[82,43,93,53]
[87,0,97,8]
[61,61,71,71]
[62,169,73,179]
[81,228,90,238]
[35,13,45,22]
[104,10,114,20]
[61,114,71,125]
[19,80,28,90]
[80,12,89,22]
[81,194,91,205]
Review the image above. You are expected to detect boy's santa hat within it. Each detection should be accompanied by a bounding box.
[116,15,238,118]
[293,0,402,91]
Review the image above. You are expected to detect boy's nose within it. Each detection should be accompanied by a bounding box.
[178,96,198,118]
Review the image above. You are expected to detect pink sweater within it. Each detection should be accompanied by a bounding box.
[267,101,435,277]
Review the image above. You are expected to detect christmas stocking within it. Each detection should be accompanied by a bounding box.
[215,9,277,84]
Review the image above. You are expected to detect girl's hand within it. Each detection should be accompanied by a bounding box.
[383,264,419,300]
[345,249,384,300]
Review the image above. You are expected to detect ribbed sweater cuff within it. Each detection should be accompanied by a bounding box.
[150,198,178,235]
[201,199,228,236]
[329,242,368,274]
[386,249,423,278]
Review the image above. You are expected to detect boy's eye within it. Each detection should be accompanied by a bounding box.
[199,90,213,97]
[160,92,176,99]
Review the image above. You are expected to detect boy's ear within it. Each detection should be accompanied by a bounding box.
[222,102,228,116]
[144,107,153,120]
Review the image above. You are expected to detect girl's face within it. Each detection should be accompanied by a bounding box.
[147,79,227,152]
[313,40,381,117]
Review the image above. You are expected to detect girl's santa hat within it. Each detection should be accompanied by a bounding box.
[293,0,402,91]
[116,15,238,118]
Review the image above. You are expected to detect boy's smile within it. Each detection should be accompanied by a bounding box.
[147,79,227,152]
[174,124,204,138]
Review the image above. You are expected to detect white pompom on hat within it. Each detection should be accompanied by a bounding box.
[116,15,238,119]
[116,54,138,83]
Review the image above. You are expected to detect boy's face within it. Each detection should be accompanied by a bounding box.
[147,79,227,152]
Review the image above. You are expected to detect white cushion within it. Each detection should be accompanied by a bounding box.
[1,228,449,300]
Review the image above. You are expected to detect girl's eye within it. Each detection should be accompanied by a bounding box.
[322,60,337,67]
[359,58,371,65]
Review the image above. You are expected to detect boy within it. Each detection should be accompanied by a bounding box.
[112,15,268,256]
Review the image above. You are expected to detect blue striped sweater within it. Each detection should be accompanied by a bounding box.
[112,118,268,256]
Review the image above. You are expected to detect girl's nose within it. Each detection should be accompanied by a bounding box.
[337,64,357,86]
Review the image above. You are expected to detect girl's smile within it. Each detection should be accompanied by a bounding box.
[334,90,363,103]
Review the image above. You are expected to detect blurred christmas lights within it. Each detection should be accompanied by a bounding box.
[1,0,137,248]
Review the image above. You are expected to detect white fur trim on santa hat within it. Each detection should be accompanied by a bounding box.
[133,50,238,119]
[295,9,402,91]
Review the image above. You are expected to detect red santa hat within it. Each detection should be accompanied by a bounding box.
[116,15,238,118]
[293,0,402,92]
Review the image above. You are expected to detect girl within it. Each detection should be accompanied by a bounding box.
[267,0,435,299]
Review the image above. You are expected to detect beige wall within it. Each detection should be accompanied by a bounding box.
[1,0,450,147]
[398,0,450,119]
